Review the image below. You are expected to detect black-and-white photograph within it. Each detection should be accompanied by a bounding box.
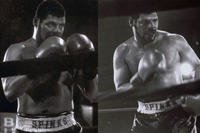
[98,1,200,133]
[0,0,98,132]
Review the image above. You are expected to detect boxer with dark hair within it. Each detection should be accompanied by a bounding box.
[34,0,65,20]
[1,0,97,132]
[113,12,200,133]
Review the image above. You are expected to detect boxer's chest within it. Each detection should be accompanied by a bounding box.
[125,45,144,74]
[125,41,180,74]
[20,39,37,59]
[156,41,180,68]
[21,45,37,59]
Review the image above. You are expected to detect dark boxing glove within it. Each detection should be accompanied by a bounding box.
[65,33,95,55]
[65,33,97,80]
[28,36,65,80]
[36,36,65,58]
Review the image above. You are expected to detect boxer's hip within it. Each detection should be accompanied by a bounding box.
[137,98,179,114]
[15,111,82,133]
[132,111,197,133]
[132,99,197,133]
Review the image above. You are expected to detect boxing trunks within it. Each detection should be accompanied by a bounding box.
[131,99,197,133]
[15,111,82,133]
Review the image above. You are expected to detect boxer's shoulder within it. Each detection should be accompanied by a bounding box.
[158,30,185,42]
[7,38,35,53]
[114,37,135,56]
[114,44,128,62]
[157,30,187,51]
[5,38,35,61]
[4,42,25,61]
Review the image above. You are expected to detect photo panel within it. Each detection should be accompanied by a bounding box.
[0,0,97,132]
[98,0,200,132]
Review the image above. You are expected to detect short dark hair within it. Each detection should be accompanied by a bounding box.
[34,0,65,21]
[130,14,140,21]
[129,14,140,27]
[129,11,157,26]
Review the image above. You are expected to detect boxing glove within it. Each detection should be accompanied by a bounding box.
[65,33,95,54]
[138,49,167,81]
[36,36,65,58]
[28,36,65,80]
[65,33,97,80]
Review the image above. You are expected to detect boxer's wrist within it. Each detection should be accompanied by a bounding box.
[82,67,97,80]
[130,73,143,85]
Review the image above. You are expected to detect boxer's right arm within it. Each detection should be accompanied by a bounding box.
[1,45,35,102]
[113,44,141,92]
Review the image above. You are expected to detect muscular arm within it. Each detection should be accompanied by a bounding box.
[1,44,35,102]
[60,69,98,103]
[82,76,98,102]
[176,35,200,115]
[177,35,200,81]
[113,44,143,93]
[76,70,98,103]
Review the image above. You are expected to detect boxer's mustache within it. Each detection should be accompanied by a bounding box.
[146,28,156,34]
[48,32,62,37]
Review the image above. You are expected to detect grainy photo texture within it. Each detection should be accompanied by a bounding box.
[0,0,98,132]
[99,6,200,133]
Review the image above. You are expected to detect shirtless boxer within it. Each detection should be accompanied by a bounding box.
[113,12,200,133]
[1,0,97,132]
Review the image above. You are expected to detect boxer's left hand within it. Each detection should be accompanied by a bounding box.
[36,36,65,58]
[178,95,200,116]
[31,36,65,83]
[138,49,167,81]
[65,33,97,80]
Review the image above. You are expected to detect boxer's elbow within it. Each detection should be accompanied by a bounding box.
[114,79,123,92]
[115,84,123,92]
[3,85,17,102]
[115,83,133,92]
[2,76,28,102]
[115,82,122,92]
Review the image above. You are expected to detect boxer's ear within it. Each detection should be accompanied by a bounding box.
[129,17,137,40]
[33,17,40,27]
[129,17,136,27]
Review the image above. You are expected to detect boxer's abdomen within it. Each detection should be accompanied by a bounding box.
[142,69,183,101]
[17,85,73,115]
[152,70,182,88]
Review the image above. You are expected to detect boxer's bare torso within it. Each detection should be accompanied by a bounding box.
[114,30,200,101]
[126,31,182,88]
[114,12,200,133]
[2,38,73,115]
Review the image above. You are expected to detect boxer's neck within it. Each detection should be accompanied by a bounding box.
[32,26,44,47]
[136,31,158,49]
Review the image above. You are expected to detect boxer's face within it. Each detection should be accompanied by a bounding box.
[39,14,65,41]
[135,12,158,43]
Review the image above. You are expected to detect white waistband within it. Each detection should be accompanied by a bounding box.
[16,113,77,132]
[137,99,178,114]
